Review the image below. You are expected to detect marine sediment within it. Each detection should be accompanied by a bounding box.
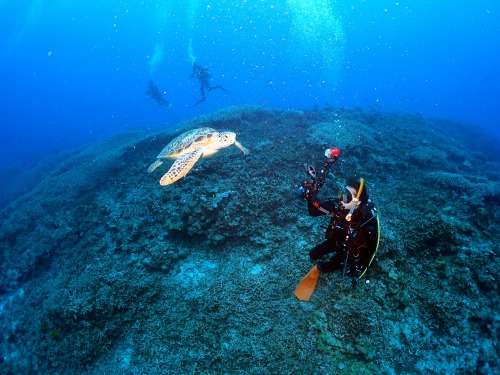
[0,105,498,373]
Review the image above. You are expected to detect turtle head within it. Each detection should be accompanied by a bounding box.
[218,131,249,155]
[218,131,237,147]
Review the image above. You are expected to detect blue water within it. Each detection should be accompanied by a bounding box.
[1,1,499,170]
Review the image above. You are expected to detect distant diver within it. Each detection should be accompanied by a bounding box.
[146,80,172,108]
[190,63,228,106]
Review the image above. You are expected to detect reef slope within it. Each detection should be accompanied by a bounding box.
[0,105,499,374]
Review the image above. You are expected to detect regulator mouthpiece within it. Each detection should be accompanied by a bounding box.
[345,178,364,222]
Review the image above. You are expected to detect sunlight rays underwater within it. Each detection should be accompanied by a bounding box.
[146,0,345,83]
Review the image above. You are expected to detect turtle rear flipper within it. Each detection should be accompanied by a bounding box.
[147,159,163,173]
[160,148,203,186]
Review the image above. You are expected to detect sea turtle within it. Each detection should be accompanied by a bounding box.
[147,127,249,186]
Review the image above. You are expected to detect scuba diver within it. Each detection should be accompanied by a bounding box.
[190,63,228,106]
[146,80,172,108]
[294,148,380,300]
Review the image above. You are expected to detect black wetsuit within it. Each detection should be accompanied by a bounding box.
[146,81,171,107]
[308,198,379,279]
[191,63,227,105]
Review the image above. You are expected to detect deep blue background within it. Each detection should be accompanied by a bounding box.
[1,1,499,170]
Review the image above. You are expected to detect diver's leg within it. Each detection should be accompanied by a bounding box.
[159,98,171,107]
[194,96,205,106]
[208,84,228,93]
[194,86,206,106]
[309,239,345,272]
[309,239,335,260]
[317,251,344,272]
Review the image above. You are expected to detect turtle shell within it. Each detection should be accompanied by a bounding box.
[157,127,218,159]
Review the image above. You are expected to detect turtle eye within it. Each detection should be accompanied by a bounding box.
[195,136,204,142]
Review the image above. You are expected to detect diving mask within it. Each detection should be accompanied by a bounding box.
[339,188,353,204]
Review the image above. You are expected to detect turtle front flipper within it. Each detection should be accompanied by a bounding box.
[160,147,203,186]
[147,159,163,173]
[234,140,249,155]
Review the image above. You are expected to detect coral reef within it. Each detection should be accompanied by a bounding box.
[0,105,499,373]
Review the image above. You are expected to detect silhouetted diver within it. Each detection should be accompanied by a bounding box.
[146,81,172,107]
[190,63,228,106]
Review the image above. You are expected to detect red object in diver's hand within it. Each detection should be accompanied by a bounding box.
[325,148,340,159]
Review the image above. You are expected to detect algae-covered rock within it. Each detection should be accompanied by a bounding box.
[0,105,499,374]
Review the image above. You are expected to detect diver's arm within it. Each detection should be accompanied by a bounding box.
[299,148,341,216]
[307,199,341,217]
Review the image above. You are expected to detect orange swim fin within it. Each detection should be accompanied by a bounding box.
[294,265,320,301]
